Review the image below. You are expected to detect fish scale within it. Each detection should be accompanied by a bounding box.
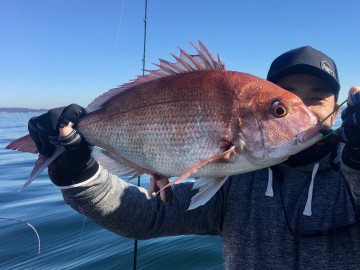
[79,99,234,176]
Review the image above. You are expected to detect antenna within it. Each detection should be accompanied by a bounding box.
[133,1,148,269]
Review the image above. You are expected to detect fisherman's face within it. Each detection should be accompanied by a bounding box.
[276,74,339,130]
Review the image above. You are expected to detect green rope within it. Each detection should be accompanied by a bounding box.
[320,99,347,124]
[321,127,341,140]
[318,98,348,141]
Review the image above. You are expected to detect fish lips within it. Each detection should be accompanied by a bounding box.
[296,120,322,143]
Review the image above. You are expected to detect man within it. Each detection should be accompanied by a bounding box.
[29,46,360,269]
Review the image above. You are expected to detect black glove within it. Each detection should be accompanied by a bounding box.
[340,92,360,169]
[28,104,99,186]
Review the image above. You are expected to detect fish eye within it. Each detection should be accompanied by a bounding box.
[271,101,288,118]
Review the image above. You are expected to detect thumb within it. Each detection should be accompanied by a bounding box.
[59,123,74,137]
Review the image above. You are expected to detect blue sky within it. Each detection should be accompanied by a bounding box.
[1,0,359,109]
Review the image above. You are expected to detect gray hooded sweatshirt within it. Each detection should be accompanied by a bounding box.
[60,146,360,269]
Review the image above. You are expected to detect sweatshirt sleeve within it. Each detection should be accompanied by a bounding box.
[59,165,227,239]
[342,163,360,204]
[338,143,360,208]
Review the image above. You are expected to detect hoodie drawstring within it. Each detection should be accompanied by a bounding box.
[265,167,274,197]
[303,162,319,216]
[267,164,320,217]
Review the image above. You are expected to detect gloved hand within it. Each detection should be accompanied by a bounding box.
[28,104,99,186]
[340,87,360,169]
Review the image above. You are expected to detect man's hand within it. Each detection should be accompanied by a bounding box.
[28,104,85,156]
[340,86,360,169]
[148,174,174,204]
[28,104,99,186]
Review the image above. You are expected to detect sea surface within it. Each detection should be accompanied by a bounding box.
[0,112,222,270]
[0,111,343,270]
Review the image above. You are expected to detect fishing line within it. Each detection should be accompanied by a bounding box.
[320,98,348,124]
[75,216,87,259]
[319,98,348,141]
[115,0,126,53]
[321,127,341,141]
[133,1,148,270]
[0,217,41,255]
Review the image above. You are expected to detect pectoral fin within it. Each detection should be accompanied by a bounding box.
[157,146,236,193]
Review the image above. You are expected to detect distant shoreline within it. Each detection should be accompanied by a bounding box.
[0,107,47,113]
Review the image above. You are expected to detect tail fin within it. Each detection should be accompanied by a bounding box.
[6,134,64,189]
[21,147,65,190]
[6,134,38,154]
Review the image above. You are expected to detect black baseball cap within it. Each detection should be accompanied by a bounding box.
[266,46,340,95]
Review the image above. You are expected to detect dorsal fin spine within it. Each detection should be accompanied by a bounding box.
[160,59,186,73]
[170,53,195,71]
[85,40,226,114]
[198,40,218,68]
[152,63,177,75]
[189,41,213,69]
[179,47,203,70]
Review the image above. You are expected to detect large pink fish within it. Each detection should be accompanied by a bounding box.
[7,41,322,209]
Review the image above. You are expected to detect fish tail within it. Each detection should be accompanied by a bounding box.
[6,134,65,189]
[6,134,38,154]
[21,147,65,190]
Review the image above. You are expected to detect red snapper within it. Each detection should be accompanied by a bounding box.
[7,41,322,209]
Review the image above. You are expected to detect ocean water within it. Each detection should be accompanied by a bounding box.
[0,113,222,270]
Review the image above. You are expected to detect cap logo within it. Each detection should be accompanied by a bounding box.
[321,61,334,77]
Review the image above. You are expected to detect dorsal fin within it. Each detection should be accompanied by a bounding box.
[86,40,226,113]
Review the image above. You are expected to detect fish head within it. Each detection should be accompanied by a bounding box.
[236,76,322,165]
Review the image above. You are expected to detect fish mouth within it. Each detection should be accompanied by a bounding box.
[296,120,322,143]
